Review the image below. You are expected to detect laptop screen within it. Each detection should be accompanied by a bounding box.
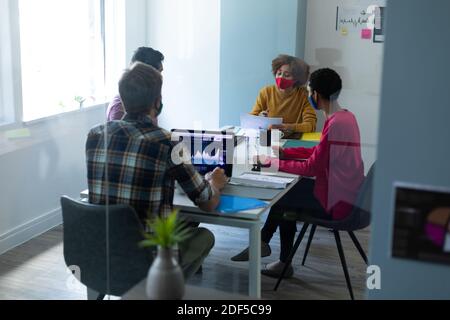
[171,130,234,177]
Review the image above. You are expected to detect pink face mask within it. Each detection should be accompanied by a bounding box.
[276,77,296,90]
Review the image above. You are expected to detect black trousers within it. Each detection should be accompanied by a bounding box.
[261,178,330,262]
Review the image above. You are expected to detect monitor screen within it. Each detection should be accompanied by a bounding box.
[171,130,234,177]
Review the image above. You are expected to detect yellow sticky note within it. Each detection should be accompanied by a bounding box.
[340,27,348,36]
[301,132,321,142]
[5,128,31,139]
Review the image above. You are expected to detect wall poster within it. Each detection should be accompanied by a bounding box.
[336,4,385,43]
[392,182,450,266]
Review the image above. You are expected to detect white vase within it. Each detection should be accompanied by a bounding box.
[145,246,185,300]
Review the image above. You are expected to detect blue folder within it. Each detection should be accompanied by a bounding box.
[217,195,267,213]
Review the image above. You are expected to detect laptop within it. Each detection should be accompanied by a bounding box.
[240,113,282,130]
[171,129,234,177]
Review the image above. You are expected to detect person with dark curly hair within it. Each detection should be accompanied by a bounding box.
[106,47,164,124]
[249,54,317,138]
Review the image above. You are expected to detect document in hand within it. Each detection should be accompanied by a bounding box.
[217,195,268,213]
[229,173,295,189]
[240,113,282,130]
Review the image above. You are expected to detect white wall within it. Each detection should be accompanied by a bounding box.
[0,108,104,255]
[147,0,221,131]
[304,0,385,170]
[219,0,300,127]
[125,0,148,64]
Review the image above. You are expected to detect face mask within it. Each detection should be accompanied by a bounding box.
[276,77,295,90]
[156,101,163,116]
[308,95,319,110]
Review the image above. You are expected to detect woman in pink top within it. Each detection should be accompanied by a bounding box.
[231,68,364,278]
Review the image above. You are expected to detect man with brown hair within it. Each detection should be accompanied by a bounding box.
[86,62,228,278]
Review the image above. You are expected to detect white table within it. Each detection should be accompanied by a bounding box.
[80,137,300,299]
[171,148,298,298]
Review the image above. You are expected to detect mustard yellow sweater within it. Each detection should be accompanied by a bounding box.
[250,85,317,133]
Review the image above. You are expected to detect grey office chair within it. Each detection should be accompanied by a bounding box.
[274,163,375,300]
[61,196,154,300]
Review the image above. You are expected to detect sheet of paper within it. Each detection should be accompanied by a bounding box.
[240,113,282,130]
[238,173,295,184]
[5,128,31,139]
[337,5,370,34]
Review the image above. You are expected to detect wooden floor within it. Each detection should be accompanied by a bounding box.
[0,222,370,300]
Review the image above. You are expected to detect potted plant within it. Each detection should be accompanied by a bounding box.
[140,210,192,300]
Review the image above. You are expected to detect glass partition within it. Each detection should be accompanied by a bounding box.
[0,0,384,300]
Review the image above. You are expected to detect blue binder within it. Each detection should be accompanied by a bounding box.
[217,195,267,213]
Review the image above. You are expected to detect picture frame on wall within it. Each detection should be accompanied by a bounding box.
[392,182,450,266]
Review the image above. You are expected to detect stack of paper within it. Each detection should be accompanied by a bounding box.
[229,173,295,189]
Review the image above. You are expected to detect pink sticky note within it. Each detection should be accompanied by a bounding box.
[361,28,372,40]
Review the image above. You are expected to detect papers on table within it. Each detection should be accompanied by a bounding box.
[240,113,282,130]
[229,173,295,189]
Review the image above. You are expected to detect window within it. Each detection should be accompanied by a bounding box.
[18,0,106,121]
[0,0,125,126]
[0,0,16,125]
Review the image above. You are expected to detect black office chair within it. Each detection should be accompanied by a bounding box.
[274,163,375,300]
[61,196,154,300]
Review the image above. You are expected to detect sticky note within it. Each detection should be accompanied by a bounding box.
[5,128,31,139]
[361,28,372,40]
[340,27,348,36]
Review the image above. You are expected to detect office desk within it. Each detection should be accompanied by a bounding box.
[80,178,297,299]
[173,175,297,299]
[80,137,300,298]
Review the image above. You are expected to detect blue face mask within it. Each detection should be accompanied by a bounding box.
[308,95,319,110]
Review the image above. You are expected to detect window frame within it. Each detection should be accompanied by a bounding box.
[0,0,21,127]
[0,0,125,129]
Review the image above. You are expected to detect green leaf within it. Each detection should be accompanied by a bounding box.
[140,210,190,249]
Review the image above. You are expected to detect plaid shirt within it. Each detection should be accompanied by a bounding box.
[86,114,212,221]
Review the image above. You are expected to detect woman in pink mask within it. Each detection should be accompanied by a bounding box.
[234,68,364,279]
[250,54,317,138]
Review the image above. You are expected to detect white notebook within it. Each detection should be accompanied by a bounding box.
[229,173,295,189]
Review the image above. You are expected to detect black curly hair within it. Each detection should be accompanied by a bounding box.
[309,68,342,100]
[131,47,164,71]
